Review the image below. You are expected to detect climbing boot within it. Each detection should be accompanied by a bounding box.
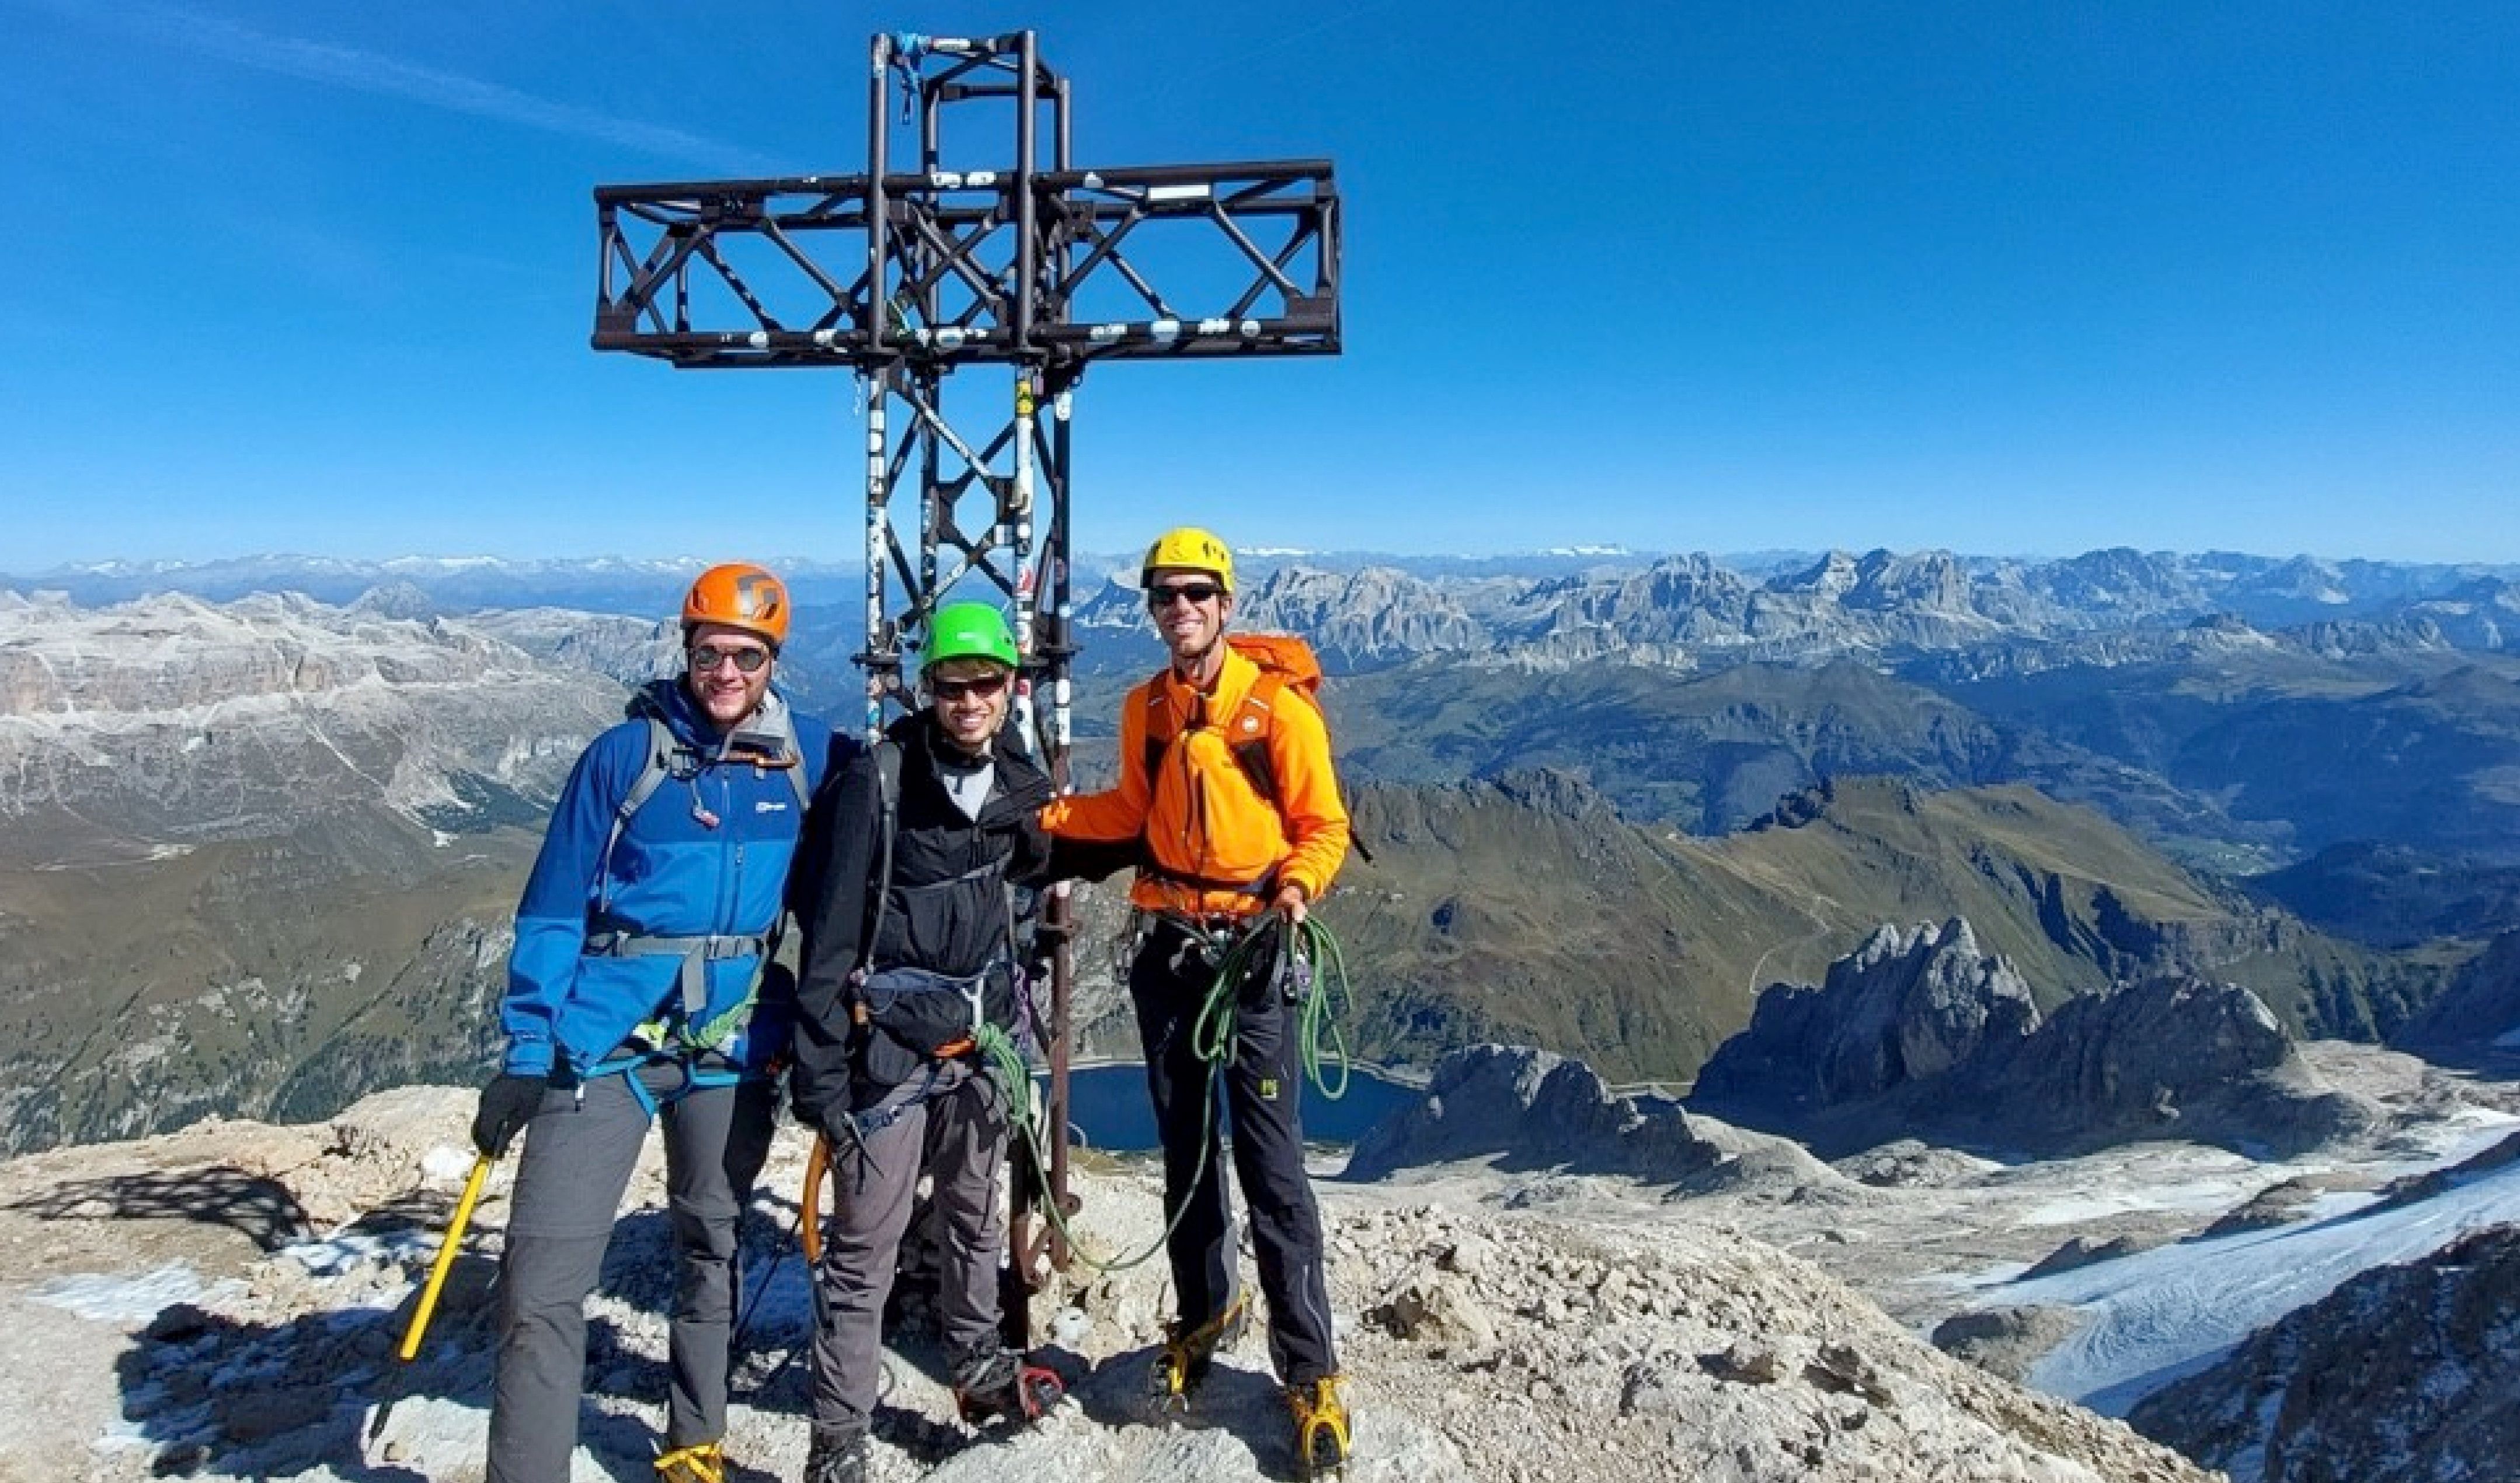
[1148,1293,1250,1415]
[1286,1376,1351,1477]
[801,1429,868,1483]
[653,1440,728,1483]
[953,1346,1066,1427]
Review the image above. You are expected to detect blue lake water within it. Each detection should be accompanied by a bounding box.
[1054,1061,1422,1153]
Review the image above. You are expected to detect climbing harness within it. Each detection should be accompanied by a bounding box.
[996,912,1355,1279]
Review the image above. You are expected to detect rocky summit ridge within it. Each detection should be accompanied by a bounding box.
[0,1085,2216,1483]
[1065,546,2520,675]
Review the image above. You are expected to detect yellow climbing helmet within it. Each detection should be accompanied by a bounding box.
[1140,526,1235,594]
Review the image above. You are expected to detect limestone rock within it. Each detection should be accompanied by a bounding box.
[1932,1307,2087,1384]
[1344,1044,1846,1199]
[1694,917,2378,1160]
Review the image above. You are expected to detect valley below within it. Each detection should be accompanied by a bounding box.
[4,545,2520,1481]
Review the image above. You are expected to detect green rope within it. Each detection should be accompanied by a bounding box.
[987,911,1355,1275]
[1207,913,1354,1100]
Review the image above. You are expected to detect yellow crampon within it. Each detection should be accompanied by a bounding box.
[1287,1376,1350,1478]
[653,1440,726,1483]
[1150,1293,1249,1413]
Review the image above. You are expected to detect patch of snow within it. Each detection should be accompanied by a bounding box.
[419,1146,479,1183]
[277,1230,436,1279]
[29,1263,243,1324]
[2008,1157,2520,1413]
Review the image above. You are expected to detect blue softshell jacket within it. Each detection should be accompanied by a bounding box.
[499,677,847,1079]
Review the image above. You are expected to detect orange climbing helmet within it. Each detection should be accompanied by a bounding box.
[681,562,791,649]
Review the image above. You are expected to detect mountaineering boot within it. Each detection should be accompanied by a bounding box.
[1148,1292,1250,1415]
[652,1440,727,1483]
[802,1429,869,1483]
[953,1345,1066,1426]
[1286,1376,1351,1478]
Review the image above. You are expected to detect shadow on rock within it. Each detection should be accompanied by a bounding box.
[12,1165,316,1251]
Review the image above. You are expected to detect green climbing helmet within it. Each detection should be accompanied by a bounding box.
[921,601,1020,673]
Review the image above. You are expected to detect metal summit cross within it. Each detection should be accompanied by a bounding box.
[587,31,1342,1329]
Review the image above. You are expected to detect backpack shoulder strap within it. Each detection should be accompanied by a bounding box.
[1134,662,1308,805]
[861,739,904,967]
[1227,669,1290,805]
[598,716,691,908]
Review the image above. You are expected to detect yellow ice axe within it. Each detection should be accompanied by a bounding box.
[398,1153,493,1362]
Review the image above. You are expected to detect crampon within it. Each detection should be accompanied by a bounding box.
[1148,1294,1249,1416]
[652,1440,728,1483]
[953,1348,1065,1428]
[1286,1376,1351,1478]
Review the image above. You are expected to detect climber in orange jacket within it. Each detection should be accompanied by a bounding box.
[1040,525,1353,1472]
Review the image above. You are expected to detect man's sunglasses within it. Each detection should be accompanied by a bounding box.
[1146,582,1224,609]
[931,672,1011,701]
[689,644,772,674]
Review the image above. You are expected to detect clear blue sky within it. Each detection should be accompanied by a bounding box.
[4,1,2514,568]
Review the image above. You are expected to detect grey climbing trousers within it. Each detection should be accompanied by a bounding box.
[486,1064,775,1483]
[806,1060,1011,1442]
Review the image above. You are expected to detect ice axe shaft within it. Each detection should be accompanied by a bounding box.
[398,1154,493,1362]
[802,1134,829,1266]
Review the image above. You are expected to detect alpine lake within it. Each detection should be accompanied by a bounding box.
[1056,1061,1422,1153]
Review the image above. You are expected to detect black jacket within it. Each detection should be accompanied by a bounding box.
[790,712,1052,1125]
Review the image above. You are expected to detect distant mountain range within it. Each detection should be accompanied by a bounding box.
[15,545,2517,649]
[5,548,2518,1150]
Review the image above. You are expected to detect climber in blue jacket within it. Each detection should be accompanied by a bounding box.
[471,561,850,1483]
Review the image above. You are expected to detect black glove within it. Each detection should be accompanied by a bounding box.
[471,1072,548,1157]
[789,1054,850,1141]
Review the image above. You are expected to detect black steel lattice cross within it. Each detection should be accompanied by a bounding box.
[588,30,1343,1330]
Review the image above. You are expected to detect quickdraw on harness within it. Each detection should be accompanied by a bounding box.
[586,690,810,1077]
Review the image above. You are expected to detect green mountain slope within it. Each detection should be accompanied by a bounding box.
[1327,774,2434,1085]
[0,816,530,1153]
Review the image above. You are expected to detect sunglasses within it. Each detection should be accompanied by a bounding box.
[930,671,1011,702]
[689,644,772,674]
[1146,582,1224,609]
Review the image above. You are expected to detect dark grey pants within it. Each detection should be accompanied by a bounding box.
[486,1066,776,1483]
[1132,921,1338,1386]
[808,1062,1010,1441]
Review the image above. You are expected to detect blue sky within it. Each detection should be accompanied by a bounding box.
[3,1,2514,568]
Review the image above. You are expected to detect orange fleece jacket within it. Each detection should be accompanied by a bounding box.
[1041,642,1351,918]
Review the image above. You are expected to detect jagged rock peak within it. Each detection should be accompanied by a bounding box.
[1485,767,1618,821]
[1694,915,2041,1112]
[1771,549,1862,598]
[349,580,439,622]
[1694,925,2376,1158]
